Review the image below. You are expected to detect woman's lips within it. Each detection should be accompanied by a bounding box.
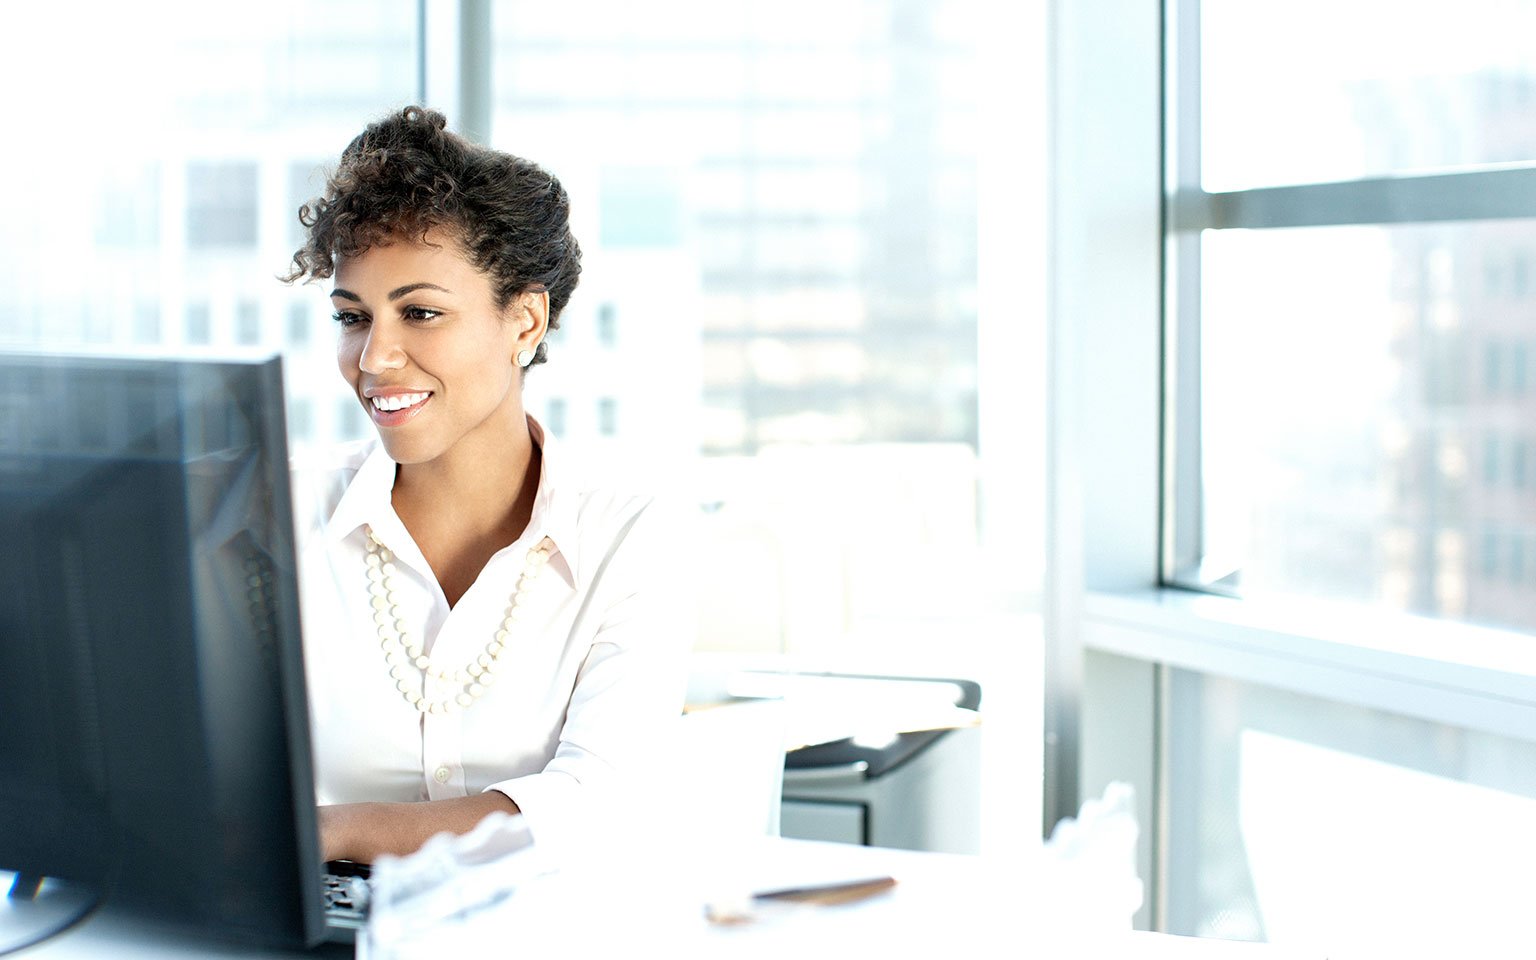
[367,391,432,427]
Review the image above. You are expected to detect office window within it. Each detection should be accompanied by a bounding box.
[185,302,212,345]
[1169,16,1536,636]
[132,302,161,344]
[287,301,312,347]
[545,398,567,439]
[83,308,113,344]
[491,0,1028,675]
[1166,671,1536,953]
[287,395,313,444]
[1485,340,1504,394]
[186,161,259,249]
[0,1,418,456]
[1201,0,1536,191]
[1481,527,1500,579]
[596,303,617,348]
[289,160,327,249]
[1146,0,1536,947]
[494,0,982,457]
[236,299,261,346]
[337,396,366,439]
[95,164,160,248]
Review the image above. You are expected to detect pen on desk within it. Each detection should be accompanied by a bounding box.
[753,876,898,906]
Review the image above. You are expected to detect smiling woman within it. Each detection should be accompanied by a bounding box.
[281,106,693,866]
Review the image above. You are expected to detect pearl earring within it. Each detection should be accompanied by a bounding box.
[516,348,534,367]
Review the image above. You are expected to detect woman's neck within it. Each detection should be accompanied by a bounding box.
[389,412,543,606]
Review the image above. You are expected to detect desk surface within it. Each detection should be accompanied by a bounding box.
[15,839,1324,960]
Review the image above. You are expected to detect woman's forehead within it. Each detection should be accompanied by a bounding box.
[335,229,478,283]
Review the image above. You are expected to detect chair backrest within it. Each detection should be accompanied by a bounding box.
[668,698,788,841]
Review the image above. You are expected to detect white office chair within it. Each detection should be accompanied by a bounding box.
[663,697,788,843]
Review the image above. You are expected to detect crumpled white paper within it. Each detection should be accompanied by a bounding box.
[359,812,553,959]
[1039,780,1145,931]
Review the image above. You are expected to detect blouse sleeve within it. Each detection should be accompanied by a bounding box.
[482,494,696,858]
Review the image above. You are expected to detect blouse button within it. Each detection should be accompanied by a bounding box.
[433,765,452,784]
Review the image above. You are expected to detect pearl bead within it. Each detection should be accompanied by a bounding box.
[364,523,537,716]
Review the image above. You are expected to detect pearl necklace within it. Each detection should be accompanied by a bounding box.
[364,526,552,714]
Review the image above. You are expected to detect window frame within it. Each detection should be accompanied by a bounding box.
[1045,0,1536,932]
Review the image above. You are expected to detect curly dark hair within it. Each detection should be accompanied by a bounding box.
[283,105,581,368]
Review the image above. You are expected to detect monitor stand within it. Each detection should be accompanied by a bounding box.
[0,871,100,954]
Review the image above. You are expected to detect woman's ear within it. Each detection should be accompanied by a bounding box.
[513,290,550,365]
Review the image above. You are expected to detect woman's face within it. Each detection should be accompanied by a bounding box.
[331,229,545,467]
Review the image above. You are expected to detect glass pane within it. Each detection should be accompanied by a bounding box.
[494,0,980,458]
[1201,1,1536,191]
[0,0,417,455]
[491,0,1039,671]
[1179,220,1536,635]
[1167,670,1536,954]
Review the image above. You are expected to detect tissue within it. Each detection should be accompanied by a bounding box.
[1039,780,1144,931]
[361,812,552,959]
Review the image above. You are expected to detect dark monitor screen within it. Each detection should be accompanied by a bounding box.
[0,351,324,948]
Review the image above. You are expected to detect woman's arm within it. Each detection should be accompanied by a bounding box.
[319,791,519,863]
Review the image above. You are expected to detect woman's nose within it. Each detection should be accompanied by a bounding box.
[358,325,406,373]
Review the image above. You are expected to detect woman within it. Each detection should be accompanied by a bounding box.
[283,106,691,865]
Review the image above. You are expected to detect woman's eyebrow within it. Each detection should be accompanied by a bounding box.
[388,282,453,300]
[329,283,454,302]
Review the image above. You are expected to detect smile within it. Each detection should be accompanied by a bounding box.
[370,392,431,412]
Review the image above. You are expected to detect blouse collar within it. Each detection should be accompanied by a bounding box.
[324,414,581,587]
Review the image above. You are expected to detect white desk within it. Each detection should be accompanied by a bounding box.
[15,839,1323,959]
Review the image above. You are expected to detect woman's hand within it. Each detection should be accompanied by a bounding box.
[317,792,520,864]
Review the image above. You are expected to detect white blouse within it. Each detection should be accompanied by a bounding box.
[292,417,694,856]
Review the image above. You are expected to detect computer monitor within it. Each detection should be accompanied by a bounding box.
[0,350,325,948]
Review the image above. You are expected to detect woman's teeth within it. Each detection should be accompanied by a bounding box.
[371,392,430,412]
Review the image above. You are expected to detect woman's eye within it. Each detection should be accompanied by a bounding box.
[403,306,442,322]
[332,310,368,327]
